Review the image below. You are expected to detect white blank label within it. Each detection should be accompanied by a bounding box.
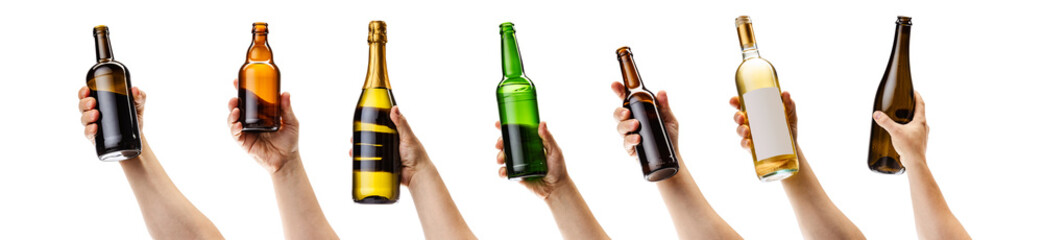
[742,87,794,161]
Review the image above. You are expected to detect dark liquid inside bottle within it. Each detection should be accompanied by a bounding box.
[352,105,400,204]
[501,123,548,179]
[625,96,679,181]
[91,89,141,161]
[239,88,280,131]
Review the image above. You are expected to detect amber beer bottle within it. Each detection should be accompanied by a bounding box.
[616,47,679,181]
[238,22,281,131]
[86,25,141,162]
[352,21,401,204]
[868,16,916,174]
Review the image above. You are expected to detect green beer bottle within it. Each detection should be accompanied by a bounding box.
[496,22,547,180]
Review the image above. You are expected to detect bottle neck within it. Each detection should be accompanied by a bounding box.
[500,26,525,78]
[363,42,390,89]
[94,31,113,62]
[616,48,645,91]
[736,20,761,60]
[247,33,272,62]
[890,21,911,65]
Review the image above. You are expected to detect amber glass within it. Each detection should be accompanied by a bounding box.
[616,47,679,182]
[734,16,798,182]
[352,21,401,204]
[868,16,915,174]
[238,22,281,132]
[87,25,141,162]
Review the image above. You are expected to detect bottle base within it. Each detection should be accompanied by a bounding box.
[242,125,280,132]
[508,172,547,181]
[98,149,141,162]
[355,196,397,204]
[759,168,797,182]
[869,156,906,175]
[645,167,679,182]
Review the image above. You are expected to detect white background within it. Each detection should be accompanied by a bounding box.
[1,0,1040,239]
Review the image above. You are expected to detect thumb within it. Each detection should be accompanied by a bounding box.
[873,111,900,133]
[280,92,299,126]
[390,106,416,143]
[537,122,558,156]
[655,90,676,123]
[131,87,146,115]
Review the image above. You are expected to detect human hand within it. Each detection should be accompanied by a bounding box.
[78,86,147,144]
[347,106,431,187]
[227,79,300,174]
[495,122,569,199]
[872,91,929,167]
[729,91,798,150]
[610,82,680,159]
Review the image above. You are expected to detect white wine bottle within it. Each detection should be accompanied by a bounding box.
[733,16,798,182]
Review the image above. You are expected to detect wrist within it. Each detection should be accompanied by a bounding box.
[544,177,577,205]
[270,152,302,177]
[405,158,436,189]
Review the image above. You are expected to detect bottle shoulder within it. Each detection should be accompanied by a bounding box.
[90,60,127,71]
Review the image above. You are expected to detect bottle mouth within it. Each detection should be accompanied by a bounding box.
[368,20,387,43]
[616,46,632,56]
[93,25,108,34]
[735,15,752,27]
[896,16,912,25]
[252,22,269,33]
[499,22,515,34]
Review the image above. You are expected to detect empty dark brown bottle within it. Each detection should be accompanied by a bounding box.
[868,16,916,174]
[238,22,281,132]
[617,47,679,181]
[87,25,141,162]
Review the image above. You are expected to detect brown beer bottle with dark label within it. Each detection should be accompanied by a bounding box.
[616,47,679,181]
[868,16,916,174]
[238,22,281,132]
[87,25,141,162]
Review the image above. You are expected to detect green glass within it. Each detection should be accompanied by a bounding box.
[496,22,547,180]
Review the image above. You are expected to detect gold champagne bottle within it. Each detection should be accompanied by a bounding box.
[352,21,400,204]
[734,16,798,182]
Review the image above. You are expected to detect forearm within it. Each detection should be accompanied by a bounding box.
[656,160,741,239]
[544,179,610,240]
[119,138,223,240]
[407,162,477,240]
[780,146,864,240]
[270,154,339,240]
[905,158,970,240]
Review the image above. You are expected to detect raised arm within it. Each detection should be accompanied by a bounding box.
[494,122,610,240]
[611,82,742,239]
[730,92,865,240]
[365,107,477,239]
[79,86,223,240]
[872,92,970,240]
[226,80,338,240]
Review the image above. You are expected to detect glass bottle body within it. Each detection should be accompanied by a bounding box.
[868,16,915,175]
[88,25,141,162]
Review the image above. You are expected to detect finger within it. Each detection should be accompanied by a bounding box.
[228,108,240,128]
[84,123,97,142]
[390,106,416,143]
[617,119,639,136]
[656,90,677,123]
[227,97,238,112]
[494,121,500,130]
[78,86,90,99]
[781,91,796,114]
[348,136,354,156]
[913,91,926,122]
[280,93,299,126]
[132,87,146,115]
[610,82,627,100]
[873,111,900,133]
[497,151,505,165]
[81,110,99,126]
[624,134,641,151]
[232,78,238,90]
[729,96,740,110]
[537,122,558,155]
[498,167,507,178]
[496,137,503,150]
[741,138,752,150]
[733,111,747,125]
[231,122,243,140]
[79,97,96,112]
[737,124,750,138]
[613,107,630,121]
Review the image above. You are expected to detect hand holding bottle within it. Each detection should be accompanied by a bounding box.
[227,79,299,174]
[729,91,798,149]
[610,82,679,160]
[79,86,146,142]
[495,121,569,198]
[348,106,431,187]
[872,91,928,168]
